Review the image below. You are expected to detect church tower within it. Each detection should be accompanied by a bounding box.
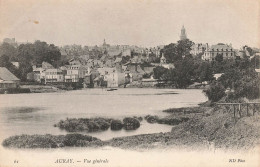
[160,53,166,64]
[180,25,187,40]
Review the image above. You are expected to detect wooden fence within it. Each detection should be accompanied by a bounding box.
[215,102,260,118]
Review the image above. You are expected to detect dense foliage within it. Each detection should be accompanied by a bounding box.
[0,41,61,81]
[154,39,260,101]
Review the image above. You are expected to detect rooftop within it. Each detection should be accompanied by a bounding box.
[0,67,20,81]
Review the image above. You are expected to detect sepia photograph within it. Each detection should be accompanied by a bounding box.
[0,0,259,166]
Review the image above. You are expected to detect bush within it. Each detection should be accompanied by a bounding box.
[2,134,102,148]
[111,120,123,130]
[55,117,111,132]
[204,81,226,102]
[123,117,140,130]
[63,134,98,146]
[144,115,159,123]
[2,134,58,148]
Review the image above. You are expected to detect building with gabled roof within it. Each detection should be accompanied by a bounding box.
[0,67,20,88]
[202,43,235,61]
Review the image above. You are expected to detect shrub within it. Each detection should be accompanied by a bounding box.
[111,120,123,130]
[204,81,226,102]
[123,117,140,130]
[144,115,159,123]
[63,134,98,146]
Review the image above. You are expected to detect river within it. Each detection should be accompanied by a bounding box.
[0,88,213,167]
[0,88,207,140]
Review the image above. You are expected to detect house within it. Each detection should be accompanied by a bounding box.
[105,70,125,88]
[100,54,108,62]
[45,69,64,83]
[141,77,158,87]
[202,43,235,61]
[104,59,114,67]
[89,69,100,80]
[97,67,115,76]
[0,67,20,88]
[27,72,38,82]
[11,62,19,68]
[65,65,87,82]
[107,49,122,57]
[68,58,82,65]
[32,61,54,83]
[79,55,90,61]
[83,74,93,88]
[214,73,224,80]
[122,49,131,57]
[190,43,206,56]
[93,59,103,67]
[114,57,122,64]
[161,64,175,69]
[160,53,166,64]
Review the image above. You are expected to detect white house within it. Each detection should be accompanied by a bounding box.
[65,65,87,82]
[45,69,64,83]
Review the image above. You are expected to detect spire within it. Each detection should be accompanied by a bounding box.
[180,25,187,40]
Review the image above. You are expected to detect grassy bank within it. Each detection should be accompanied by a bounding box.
[0,88,31,94]
[2,134,105,148]
[20,85,62,93]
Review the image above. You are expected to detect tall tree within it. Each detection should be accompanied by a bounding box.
[162,43,178,63]
[0,42,18,61]
[175,39,194,59]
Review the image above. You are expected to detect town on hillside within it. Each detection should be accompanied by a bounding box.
[0,26,260,93]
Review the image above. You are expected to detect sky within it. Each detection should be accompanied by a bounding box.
[0,0,259,49]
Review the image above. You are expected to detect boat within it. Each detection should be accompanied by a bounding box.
[107,88,117,91]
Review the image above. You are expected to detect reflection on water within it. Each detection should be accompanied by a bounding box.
[0,88,207,141]
[3,107,44,113]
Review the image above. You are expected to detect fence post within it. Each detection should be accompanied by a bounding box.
[246,104,249,116]
[233,105,236,118]
[239,104,241,118]
[253,104,256,116]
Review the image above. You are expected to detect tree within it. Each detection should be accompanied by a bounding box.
[172,58,195,88]
[0,42,18,61]
[162,43,178,63]
[163,39,194,63]
[197,61,213,82]
[33,41,61,67]
[175,39,194,59]
[153,66,168,80]
[0,54,11,67]
[204,81,226,102]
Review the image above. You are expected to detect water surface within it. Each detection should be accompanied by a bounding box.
[0,88,207,141]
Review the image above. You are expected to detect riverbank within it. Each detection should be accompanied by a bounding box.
[3,105,259,151]
[8,83,206,94]
[20,85,64,93]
